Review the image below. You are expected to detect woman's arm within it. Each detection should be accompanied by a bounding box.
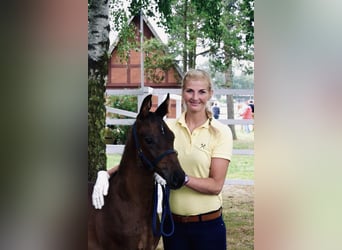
[184,158,229,195]
[107,165,119,176]
[92,165,119,209]
[93,164,166,209]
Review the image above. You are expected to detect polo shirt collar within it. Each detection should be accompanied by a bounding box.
[177,112,211,129]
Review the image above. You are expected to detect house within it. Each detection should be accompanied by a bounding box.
[107,13,182,118]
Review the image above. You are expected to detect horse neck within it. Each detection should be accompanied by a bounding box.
[113,137,155,196]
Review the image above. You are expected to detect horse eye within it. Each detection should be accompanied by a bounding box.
[144,137,154,144]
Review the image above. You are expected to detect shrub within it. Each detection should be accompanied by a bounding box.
[107,95,137,144]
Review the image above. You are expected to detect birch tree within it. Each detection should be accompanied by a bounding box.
[88,0,110,181]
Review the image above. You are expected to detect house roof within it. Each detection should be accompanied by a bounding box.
[109,13,164,55]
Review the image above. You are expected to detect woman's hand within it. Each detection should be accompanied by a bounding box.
[92,168,166,209]
[92,170,110,209]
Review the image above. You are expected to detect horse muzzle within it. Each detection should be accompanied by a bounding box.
[166,169,186,189]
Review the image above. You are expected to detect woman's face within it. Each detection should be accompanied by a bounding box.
[182,78,212,113]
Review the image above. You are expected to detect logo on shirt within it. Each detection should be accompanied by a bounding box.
[200,143,206,149]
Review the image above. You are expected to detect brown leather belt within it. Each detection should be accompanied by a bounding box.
[172,208,222,223]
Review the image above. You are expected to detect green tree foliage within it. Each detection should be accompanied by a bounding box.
[129,0,174,20]
[165,0,210,71]
[156,0,254,76]
[205,0,254,140]
[109,1,138,63]
[110,0,253,77]
[209,0,254,74]
[192,0,223,42]
[144,39,175,83]
[240,0,254,49]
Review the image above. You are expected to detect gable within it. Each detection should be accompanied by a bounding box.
[107,14,182,89]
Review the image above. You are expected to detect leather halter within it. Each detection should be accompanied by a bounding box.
[132,122,177,171]
[133,122,176,237]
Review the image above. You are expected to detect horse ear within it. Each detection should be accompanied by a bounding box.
[138,94,153,119]
[155,93,170,118]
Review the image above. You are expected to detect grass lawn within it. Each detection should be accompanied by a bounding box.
[223,185,254,249]
[234,128,254,149]
[228,155,254,179]
[106,154,122,169]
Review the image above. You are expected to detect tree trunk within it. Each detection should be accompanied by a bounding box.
[182,0,188,72]
[227,95,236,140]
[188,21,196,69]
[88,0,110,181]
[224,64,237,140]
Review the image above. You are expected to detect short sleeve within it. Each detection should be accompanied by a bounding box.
[212,125,233,161]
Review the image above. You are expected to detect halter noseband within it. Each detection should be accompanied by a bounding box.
[132,122,177,171]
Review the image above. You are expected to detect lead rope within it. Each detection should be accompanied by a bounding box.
[152,182,175,237]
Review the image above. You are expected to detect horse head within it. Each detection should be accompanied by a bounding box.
[135,94,185,189]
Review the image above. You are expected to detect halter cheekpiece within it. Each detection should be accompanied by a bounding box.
[132,122,177,171]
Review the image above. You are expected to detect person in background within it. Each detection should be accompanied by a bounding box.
[247,100,254,131]
[248,99,254,118]
[238,101,253,133]
[92,69,233,250]
[212,102,220,119]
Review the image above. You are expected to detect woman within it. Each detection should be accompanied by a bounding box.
[92,69,233,250]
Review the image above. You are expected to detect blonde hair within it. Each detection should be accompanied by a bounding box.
[182,69,218,132]
[182,69,213,90]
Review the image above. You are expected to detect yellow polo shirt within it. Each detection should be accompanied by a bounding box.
[166,112,233,215]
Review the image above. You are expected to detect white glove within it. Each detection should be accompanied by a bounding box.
[92,170,110,209]
[154,173,166,214]
[154,173,166,186]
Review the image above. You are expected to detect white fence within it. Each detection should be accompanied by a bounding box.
[105,87,254,156]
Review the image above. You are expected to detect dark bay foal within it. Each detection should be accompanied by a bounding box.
[88,94,185,249]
